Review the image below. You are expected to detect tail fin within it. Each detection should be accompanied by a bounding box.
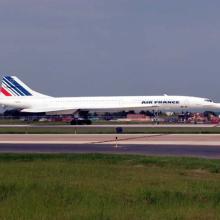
[0,76,49,97]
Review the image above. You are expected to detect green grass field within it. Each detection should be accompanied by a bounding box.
[1,126,220,134]
[0,154,220,219]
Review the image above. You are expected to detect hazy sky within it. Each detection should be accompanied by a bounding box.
[1,0,220,100]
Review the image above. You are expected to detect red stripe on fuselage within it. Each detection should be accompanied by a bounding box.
[0,87,12,96]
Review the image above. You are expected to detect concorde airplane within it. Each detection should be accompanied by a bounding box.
[0,76,220,117]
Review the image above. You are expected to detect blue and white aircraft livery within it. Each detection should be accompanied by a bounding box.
[0,76,220,115]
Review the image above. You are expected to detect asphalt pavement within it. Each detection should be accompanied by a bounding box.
[0,143,220,158]
[0,134,219,158]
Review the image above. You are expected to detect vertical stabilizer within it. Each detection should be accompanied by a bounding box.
[0,76,49,97]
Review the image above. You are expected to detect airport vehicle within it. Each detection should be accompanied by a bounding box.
[0,76,220,122]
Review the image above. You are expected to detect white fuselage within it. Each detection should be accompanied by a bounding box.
[1,95,220,115]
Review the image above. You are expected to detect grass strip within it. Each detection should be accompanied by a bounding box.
[1,127,220,134]
[0,154,219,219]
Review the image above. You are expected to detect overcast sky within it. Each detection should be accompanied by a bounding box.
[1,0,220,100]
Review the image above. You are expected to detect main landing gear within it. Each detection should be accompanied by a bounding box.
[70,118,92,125]
[70,110,92,125]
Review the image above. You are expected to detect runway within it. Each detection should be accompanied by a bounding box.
[0,134,220,158]
[0,143,220,158]
[1,134,220,145]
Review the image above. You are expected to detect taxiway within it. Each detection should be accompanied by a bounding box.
[0,134,219,158]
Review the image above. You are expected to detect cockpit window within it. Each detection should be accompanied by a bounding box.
[204,99,213,102]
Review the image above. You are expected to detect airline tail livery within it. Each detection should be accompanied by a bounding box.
[0,76,220,115]
[1,76,48,97]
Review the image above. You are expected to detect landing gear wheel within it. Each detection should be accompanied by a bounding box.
[70,119,92,125]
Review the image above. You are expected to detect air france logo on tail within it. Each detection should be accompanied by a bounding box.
[1,76,33,96]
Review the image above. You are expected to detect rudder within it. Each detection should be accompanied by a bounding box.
[0,76,49,97]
